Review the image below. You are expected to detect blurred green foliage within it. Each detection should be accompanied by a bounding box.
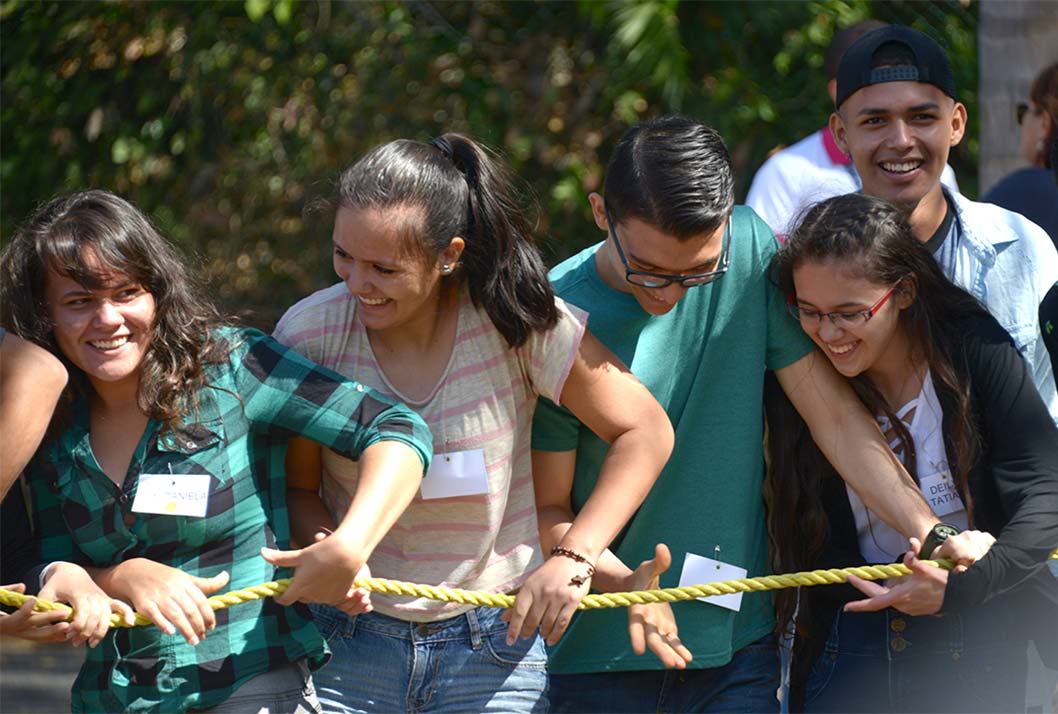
[1,0,978,326]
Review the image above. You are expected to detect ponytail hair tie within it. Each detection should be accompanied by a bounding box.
[429,136,453,160]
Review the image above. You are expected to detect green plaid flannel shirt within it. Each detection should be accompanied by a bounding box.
[28,327,432,713]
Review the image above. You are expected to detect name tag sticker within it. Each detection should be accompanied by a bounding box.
[132,473,211,517]
[920,469,965,518]
[421,448,489,500]
[678,552,748,612]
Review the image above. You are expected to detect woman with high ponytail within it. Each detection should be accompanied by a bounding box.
[270,133,673,713]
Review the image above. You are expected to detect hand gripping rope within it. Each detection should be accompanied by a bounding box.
[2,550,1056,630]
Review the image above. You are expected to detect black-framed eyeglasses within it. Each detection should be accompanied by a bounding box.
[1016,102,1030,126]
[604,201,730,289]
[787,284,899,328]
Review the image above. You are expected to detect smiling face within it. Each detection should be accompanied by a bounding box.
[45,252,156,396]
[589,193,726,316]
[831,81,966,216]
[791,258,913,383]
[332,205,464,334]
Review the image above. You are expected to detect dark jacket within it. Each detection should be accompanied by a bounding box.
[793,310,1058,695]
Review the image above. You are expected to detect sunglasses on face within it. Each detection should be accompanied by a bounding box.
[1016,102,1032,126]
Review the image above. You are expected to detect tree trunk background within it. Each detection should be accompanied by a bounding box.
[979,0,1058,195]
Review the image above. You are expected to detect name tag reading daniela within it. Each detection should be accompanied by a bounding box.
[131,473,211,517]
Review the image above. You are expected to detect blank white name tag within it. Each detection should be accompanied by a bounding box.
[679,552,748,612]
[131,473,211,517]
[421,449,489,500]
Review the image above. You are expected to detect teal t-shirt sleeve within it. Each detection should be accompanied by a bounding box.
[531,395,582,452]
[755,217,815,370]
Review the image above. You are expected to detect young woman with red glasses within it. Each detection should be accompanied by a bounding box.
[765,193,1058,713]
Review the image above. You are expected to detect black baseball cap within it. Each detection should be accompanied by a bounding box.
[835,25,956,108]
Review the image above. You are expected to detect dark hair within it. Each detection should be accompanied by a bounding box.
[825,20,888,80]
[0,190,227,431]
[603,116,734,241]
[1030,62,1058,169]
[335,133,556,348]
[764,193,989,640]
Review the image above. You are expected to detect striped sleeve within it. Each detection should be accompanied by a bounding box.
[518,297,588,404]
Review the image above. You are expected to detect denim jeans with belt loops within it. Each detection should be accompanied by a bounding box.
[309,603,548,714]
[548,633,781,713]
[803,604,1027,713]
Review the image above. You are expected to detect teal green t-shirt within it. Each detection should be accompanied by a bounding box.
[532,205,814,673]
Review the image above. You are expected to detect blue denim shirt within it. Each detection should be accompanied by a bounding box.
[948,189,1058,424]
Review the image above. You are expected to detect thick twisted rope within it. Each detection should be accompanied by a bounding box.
[3,549,1056,629]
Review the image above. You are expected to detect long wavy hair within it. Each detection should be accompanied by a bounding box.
[335,133,557,348]
[0,190,228,432]
[764,193,988,636]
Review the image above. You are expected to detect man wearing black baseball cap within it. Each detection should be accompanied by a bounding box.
[745,20,960,237]
[830,24,1058,424]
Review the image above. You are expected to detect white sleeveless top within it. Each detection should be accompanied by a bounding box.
[846,369,970,563]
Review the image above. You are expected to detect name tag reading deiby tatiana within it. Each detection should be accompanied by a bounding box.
[919,469,965,518]
[421,448,489,500]
[131,473,211,517]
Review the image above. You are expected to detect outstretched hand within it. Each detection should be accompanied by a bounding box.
[262,528,369,608]
[845,537,948,616]
[0,583,71,643]
[626,544,693,669]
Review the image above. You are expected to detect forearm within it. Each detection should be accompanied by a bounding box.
[329,441,422,558]
[537,496,633,593]
[590,550,636,592]
[537,504,573,555]
[818,416,936,540]
[555,433,668,562]
[779,352,936,540]
[287,489,337,548]
[87,561,136,598]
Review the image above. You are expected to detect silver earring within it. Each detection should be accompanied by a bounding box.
[441,264,452,275]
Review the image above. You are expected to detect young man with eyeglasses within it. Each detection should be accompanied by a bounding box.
[529,116,949,713]
[829,25,1058,423]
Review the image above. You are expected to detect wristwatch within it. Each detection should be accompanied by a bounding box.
[918,522,962,560]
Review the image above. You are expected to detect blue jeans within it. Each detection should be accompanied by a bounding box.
[310,604,548,714]
[804,607,1027,713]
[549,634,780,713]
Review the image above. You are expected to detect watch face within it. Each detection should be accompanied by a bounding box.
[935,524,961,540]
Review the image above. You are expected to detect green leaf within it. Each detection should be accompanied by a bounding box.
[245,0,271,22]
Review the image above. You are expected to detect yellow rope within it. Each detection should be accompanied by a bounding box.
[3,548,1055,629]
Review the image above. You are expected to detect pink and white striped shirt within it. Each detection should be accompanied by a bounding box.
[274,284,586,621]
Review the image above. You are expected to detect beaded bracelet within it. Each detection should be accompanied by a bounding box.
[550,546,596,587]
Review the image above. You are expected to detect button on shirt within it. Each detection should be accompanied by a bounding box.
[27,327,433,713]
